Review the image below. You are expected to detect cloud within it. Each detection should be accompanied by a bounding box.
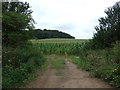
[20,0,119,39]
[53,23,75,30]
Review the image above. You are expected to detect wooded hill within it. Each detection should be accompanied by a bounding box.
[30,29,75,39]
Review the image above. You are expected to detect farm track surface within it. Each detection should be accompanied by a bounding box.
[23,55,112,88]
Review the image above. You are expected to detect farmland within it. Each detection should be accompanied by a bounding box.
[27,39,119,88]
[30,39,88,43]
[3,38,120,88]
[30,39,88,55]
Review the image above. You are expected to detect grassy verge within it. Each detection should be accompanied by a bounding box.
[2,45,46,88]
[50,56,65,69]
[70,56,91,71]
[40,56,50,73]
[70,42,120,88]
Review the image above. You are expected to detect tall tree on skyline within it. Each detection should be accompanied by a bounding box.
[2,1,35,46]
[92,1,120,49]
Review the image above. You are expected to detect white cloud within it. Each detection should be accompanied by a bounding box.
[20,0,119,39]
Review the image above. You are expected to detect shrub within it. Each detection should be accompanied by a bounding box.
[2,45,46,88]
[77,41,120,88]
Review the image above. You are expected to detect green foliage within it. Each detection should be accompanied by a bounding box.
[2,45,46,88]
[2,1,35,47]
[70,56,91,71]
[89,1,120,49]
[2,1,34,31]
[2,1,120,88]
[30,29,75,39]
[112,41,120,64]
[2,31,33,47]
[77,41,120,88]
[76,2,120,87]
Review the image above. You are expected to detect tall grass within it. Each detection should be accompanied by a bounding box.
[2,45,46,88]
[71,41,120,88]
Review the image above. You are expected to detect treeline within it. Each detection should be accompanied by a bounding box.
[30,29,75,39]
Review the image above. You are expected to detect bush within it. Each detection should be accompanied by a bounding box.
[112,41,120,64]
[2,45,46,88]
[77,41,120,88]
[2,31,33,47]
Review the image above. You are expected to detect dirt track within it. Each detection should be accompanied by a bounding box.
[23,56,112,88]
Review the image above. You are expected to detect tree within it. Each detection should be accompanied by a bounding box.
[2,1,35,46]
[92,1,120,49]
[30,29,75,39]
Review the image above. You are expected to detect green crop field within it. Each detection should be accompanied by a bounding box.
[30,39,89,43]
[3,38,120,88]
[29,39,120,88]
[29,39,88,55]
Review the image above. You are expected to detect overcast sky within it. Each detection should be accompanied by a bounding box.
[21,0,119,39]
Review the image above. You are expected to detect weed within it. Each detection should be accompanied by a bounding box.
[51,57,65,69]
[2,45,46,88]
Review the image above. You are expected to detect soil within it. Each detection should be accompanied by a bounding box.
[23,56,112,88]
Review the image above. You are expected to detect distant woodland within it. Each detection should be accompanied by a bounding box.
[30,29,75,39]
